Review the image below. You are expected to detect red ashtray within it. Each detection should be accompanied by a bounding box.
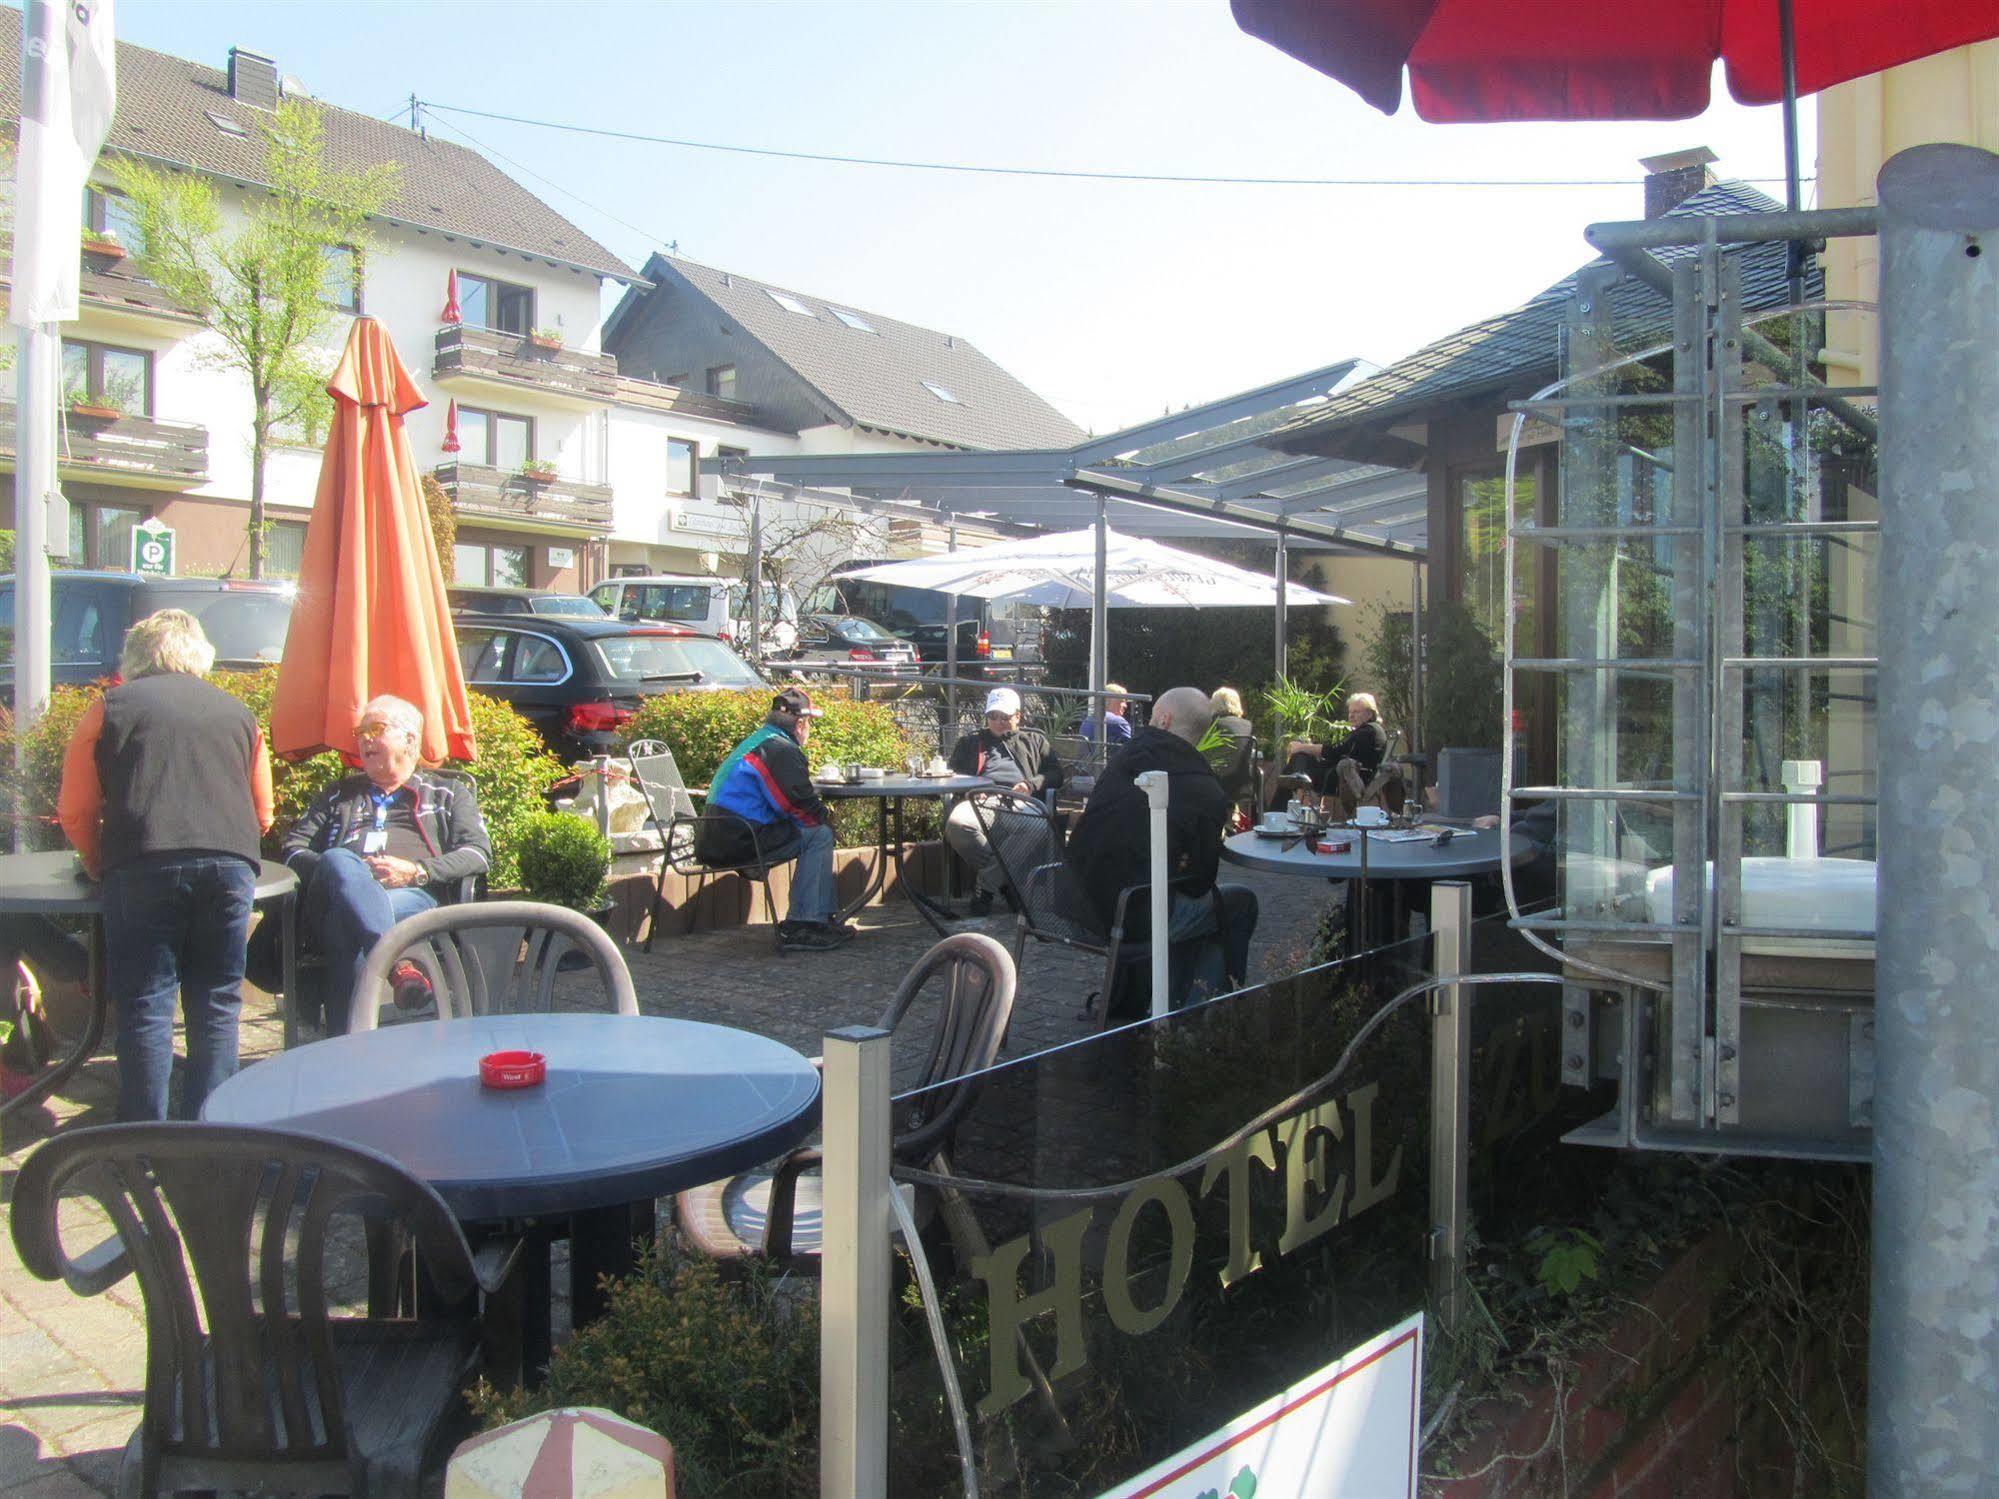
[479,1050,546,1089]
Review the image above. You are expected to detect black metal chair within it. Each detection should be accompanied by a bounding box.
[623,739,787,952]
[9,1123,518,1499]
[675,931,1016,1266]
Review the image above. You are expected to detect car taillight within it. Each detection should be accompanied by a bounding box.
[975,631,991,658]
[566,700,634,734]
[718,629,733,644]
[848,647,878,661]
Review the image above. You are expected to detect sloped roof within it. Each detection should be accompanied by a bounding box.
[643,254,1086,451]
[1274,180,1819,447]
[0,20,638,284]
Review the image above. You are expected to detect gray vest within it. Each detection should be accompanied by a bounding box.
[96,674,263,874]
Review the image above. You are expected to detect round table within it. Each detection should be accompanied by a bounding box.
[0,853,298,1120]
[1223,824,1530,953]
[818,773,991,932]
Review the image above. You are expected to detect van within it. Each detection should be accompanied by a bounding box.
[810,573,1045,678]
[0,571,295,687]
[588,575,730,637]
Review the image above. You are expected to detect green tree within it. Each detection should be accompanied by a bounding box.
[111,100,396,577]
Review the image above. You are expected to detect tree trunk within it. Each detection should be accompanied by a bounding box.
[248,404,267,580]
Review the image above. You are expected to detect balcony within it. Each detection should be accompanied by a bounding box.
[0,236,203,332]
[433,462,613,535]
[432,325,619,409]
[0,402,209,488]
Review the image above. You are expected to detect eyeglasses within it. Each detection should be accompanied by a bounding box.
[355,725,407,746]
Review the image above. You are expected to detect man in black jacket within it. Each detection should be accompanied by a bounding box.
[1064,685,1258,1008]
[945,687,1065,916]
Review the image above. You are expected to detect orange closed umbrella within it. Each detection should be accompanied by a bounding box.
[270,317,477,764]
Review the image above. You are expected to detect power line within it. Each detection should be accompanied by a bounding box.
[418,99,1811,191]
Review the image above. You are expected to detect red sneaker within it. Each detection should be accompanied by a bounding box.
[390,959,434,1013]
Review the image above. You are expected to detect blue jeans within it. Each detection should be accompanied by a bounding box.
[296,849,437,1034]
[1166,884,1259,1006]
[760,821,837,924]
[102,854,257,1122]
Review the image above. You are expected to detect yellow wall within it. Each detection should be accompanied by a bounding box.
[1820,42,1999,386]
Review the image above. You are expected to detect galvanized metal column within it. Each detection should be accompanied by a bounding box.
[1870,142,1999,1494]
[1090,497,1109,708]
[819,1025,892,1497]
[1427,881,1472,1330]
[1273,529,1289,682]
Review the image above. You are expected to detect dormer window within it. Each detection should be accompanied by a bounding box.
[921,380,962,404]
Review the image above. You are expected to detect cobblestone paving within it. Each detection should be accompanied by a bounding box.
[0,865,1331,1496]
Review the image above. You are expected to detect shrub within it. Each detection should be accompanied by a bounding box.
[468,1236,818,1498]
[621,690,921,848]
[460,691,569,888]
[515,811,609,910]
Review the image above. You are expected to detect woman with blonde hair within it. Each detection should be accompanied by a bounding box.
[1207,686,1257,808]
[57,610,274,1120]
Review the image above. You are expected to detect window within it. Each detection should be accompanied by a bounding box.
[665,373,690,388]
[830,308,874,333]
[81,185,143,250]
[666,438,697,495]
[456,272,535,335]
[456,626,509,681]
[453,541,530,588]
[62,339,151,414]
[706,364,737,401]
[765,288,815,317]
[920,380,962,404]
[512,633,569,683]
[321,244,361,313]
[64,502,147,571]
[455,406,534,471]
[204,110,250,139]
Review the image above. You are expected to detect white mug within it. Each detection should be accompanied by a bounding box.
[1261,811,1289,830]
[1355,806,1389,827]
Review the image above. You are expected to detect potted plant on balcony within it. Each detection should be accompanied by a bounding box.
[79,228,126,262]
[516,457,560,484]
[526,326,564,354]
[65,390,126,423]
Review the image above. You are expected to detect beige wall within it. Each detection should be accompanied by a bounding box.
[1820,42,1999,386]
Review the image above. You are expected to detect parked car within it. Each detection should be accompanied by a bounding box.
[0,571,295,687]
[590,574,802,653]
[784,613,919,676]
[447,586,607,619]
[452,614,772,762]
[808,575,1044,679]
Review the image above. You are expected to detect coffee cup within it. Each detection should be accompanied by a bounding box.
[1261,811,1289,831]
[1355,806,1389,828]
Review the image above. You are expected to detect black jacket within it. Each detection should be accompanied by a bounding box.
[948,726,1065,793]
[1063,726,1231,934]
[282,769,492,888]
[1321,719,1388,778]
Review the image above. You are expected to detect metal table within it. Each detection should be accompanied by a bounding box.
[0,853,298,1121]
[819,773,990,934]
[204,1012,821,1358]
[1223,824,1530,952]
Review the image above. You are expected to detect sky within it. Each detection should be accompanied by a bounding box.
[118,1,1816,437]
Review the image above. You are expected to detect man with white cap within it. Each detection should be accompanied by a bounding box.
[944,686,1066,915]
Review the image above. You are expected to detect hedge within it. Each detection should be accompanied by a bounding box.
[620,690,931,847]
[0,668,566,889]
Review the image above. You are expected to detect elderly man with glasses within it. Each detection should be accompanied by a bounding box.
[281,695,491,1032]
[944,686,1066,916]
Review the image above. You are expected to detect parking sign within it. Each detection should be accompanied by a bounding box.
[130,518,175,577]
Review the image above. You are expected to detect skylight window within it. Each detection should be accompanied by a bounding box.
[205,110,250,138]
[830,308,875,333]
[921,380,962,404]
[766,288,816,317]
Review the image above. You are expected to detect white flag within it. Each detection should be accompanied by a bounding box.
[10,0,118,328]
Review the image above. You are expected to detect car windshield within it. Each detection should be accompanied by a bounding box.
[590,634,767,688]
[835,616,897,642]
[146,586,291,664]
[531,595,608,617]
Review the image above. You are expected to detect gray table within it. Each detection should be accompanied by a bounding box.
[819,773,990,933]
[0,853,298,1120]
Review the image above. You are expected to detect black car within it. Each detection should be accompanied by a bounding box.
[784,613,919,674]
[0,571,295,686]
[447,586,607,619]
[453,614,772,761]
[809,576,1044,678]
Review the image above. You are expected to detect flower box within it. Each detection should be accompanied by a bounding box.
[67,401,124,422]
[80,235,126,262]
[526,329,564,354]
[516,461,560,483]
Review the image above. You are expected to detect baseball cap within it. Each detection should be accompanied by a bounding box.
[984,687,1022,716]
[773,686,823,718]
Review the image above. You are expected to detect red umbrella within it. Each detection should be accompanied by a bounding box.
[1231,0,1999,121]
[442,398,461,455]
[440,268,462,325]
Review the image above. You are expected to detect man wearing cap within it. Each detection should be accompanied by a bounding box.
[945,687,1066,916]
[699,687,851,951]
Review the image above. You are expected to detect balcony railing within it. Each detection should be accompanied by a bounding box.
[0,402,209,485]
[433,324,619,404]
[433,462,613,533]
[0,236,203,327]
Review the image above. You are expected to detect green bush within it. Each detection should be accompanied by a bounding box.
[0,668,565,884]
[515,811,609,910]
[469,1236,817,1499]
[622,690,921,848]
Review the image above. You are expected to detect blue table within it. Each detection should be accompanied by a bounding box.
[205,1012,820,1359]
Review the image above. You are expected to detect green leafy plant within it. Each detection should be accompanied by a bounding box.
[1528,1226,1604,1297]
[527,326,563,347]
[1260,674,1342,762]
[515,811,610,911]
[515,457,560,481]
[468,1235,817,1498]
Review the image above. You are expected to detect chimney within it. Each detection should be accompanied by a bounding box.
[227,48,280,110]
[1639,146,1718,218]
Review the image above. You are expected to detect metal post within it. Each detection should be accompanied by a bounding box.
[1869,142,1999,1494]
[820,1025,892,1498]
[1137,769,1170,1020]
[1273,529,1289,681]
[1090,497,1109,708]
[1780,758,1822,859]
[13,322,56,847]
[1427,881,1472,1330]
[943,519,959,753]
[1409,562,1423,796]
[746,485,764,660]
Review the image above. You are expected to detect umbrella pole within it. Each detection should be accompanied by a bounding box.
[1779,0,1805,301]
[1090,499,1109,712]
[1273,529,1289,683]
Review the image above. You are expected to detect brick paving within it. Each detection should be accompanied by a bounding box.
[0,863,1331,1496]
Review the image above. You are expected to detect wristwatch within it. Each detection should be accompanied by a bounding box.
[413,864,430,887]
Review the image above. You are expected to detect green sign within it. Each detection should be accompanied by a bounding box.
[130,518,175,577]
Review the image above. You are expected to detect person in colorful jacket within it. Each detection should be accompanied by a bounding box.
[698,686,852,951]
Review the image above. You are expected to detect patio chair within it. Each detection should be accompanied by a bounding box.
[9,1122,519,1499]
[624,739,787,953]
[348,900,638,1033]
[675,931,1016,1266]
